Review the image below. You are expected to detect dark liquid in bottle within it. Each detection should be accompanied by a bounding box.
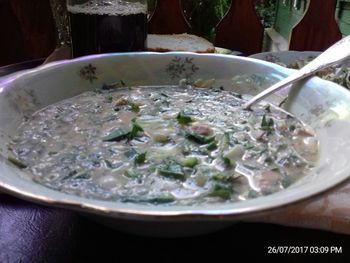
[69,9,147,58]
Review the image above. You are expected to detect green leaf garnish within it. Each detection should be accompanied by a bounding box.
[212,173,233,183]
[185,132,215,145]
[223,157,232,167]
[130,104,140,113]
[128,118,144,140]
[113,98,140,113]
[222,132,235,148]
[160,92,169,97]
[261,114,274,133]
[105,95,113,103]
[123,99,140,113]
[7,156,27,169]
[208,184,232,199]
[124,169,138,179]
[181,143,191,155]
[206,141,218,151]
[102,128,129,142]
[158,162,186,181]
[121,196,175,204]
[176,112,193,125]
[102,119,144,142]
[242,141,255,149]
[134,152,146,165]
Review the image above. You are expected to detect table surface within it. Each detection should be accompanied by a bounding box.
[1,59,350,262]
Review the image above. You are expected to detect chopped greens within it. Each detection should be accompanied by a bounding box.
[9,84,318,205]
[7,156,27,169]
[105,95,113,103]
[102,128,129,142]
[185,132,215,145]
[134,152,146,165]
[222,132,234,148]
[124,169,138,179]
[261,114,274,133]
[212,173,233,183]
[128,118,144,140]
[123,98,140,113]
[206,141,218,151]
[289,124,296,132]
[158,161,186,181]
[223,157,232,168]
[176,112,193,125]
[209,184,232,199]
[103,119,144,142]
[113,98,140,113]
[102,119,143,142]
[121,196,175,204]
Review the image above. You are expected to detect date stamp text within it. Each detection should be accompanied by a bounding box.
[267,246,343,254]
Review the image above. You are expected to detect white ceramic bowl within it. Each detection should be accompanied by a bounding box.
[1,52,350,236]
[249,51,321,67]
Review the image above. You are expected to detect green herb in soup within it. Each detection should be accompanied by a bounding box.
[8,85,319,205]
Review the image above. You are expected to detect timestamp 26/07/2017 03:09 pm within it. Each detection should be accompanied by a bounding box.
[267,246,343,254]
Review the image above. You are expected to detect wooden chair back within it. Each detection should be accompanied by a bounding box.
[148,0,191,34]
[289,0,342,51]
[215,0,264,55]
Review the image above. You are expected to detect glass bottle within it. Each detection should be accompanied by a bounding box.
[65,0,147,58]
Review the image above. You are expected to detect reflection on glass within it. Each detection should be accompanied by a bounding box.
[49,0,71,47]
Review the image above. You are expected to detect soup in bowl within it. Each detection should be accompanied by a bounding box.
[0,53,350,235]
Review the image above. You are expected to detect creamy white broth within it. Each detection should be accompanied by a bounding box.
[8,85,319,205]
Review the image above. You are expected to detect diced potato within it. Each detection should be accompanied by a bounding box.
[275,121,288,133]
[193,79,216,88]
[256,170,280,189]
[303,137,319,154]
[152,133,170,143]
[98,175,127,189]
[223,145,245,167]
[195,173,208,187]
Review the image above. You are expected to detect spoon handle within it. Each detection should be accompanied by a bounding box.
[244,35,350,109]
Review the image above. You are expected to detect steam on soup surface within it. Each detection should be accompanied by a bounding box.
[8,84,319,205]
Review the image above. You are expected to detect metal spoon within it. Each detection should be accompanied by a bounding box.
[244,35,350,109]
